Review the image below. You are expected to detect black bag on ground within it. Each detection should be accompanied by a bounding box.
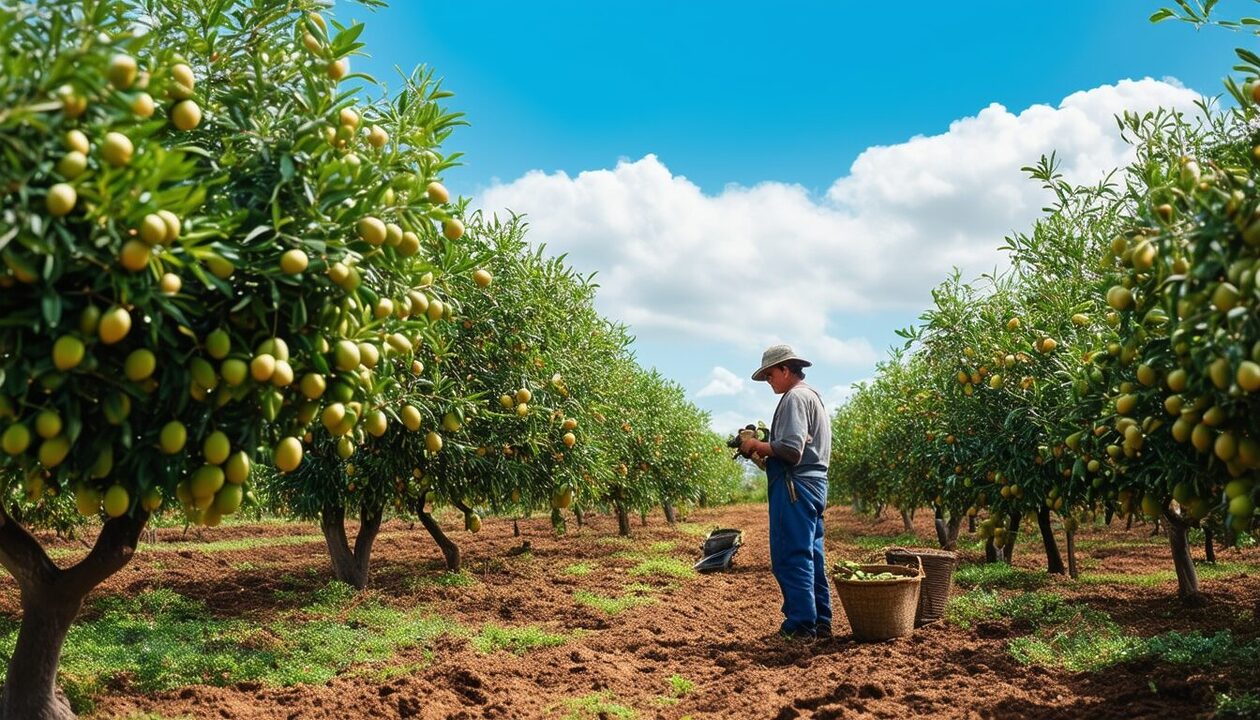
[695,528,743,573]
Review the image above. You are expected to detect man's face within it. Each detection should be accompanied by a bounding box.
[765,365,790,394]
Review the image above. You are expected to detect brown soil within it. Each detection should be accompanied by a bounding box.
[4,504,1259,719]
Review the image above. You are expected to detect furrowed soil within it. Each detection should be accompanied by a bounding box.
[3,504,1259,719]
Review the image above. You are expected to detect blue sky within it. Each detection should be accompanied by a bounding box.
[333,1,1241,430]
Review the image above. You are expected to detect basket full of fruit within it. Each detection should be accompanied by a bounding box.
[831,559,923,641]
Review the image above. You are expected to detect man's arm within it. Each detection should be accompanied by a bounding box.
[740,393,807,464]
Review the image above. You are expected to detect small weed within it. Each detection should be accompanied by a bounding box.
[552,691,636,719]
[953,563,1050,591]
[407,571,476,591]
[674,522,709,537]
[563,562,596,576]
[628,557,694,580]
[596,536,634,546]
[945,589,1003,629]
[648,541,677,553]
[1216,691,1260,718]
[574,590,656,615]
[667,673,694,697]
[471,624,567,655]
[231,561,258,572]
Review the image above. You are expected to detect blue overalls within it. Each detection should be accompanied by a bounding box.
[767,456,832,636]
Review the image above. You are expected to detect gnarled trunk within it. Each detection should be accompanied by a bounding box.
[933,506,947,548]
[1037,505,1065,575]
[984,536,999,564]
[0,508,147,720]
[416,493,460,572]
[662,502,677,527]
[943,513,963,551]
[900,508,913,534]
[319,500,383,589]
[1163,507,1202,604]
[1204,526,1216,564]
[572,505,584,529]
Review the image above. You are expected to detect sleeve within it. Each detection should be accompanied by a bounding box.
[770,391,807,465]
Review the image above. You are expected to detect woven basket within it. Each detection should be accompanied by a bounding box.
[831,560,923,641]
[884,547,958,626]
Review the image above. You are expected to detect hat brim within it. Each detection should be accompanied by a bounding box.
[751,357,812,381]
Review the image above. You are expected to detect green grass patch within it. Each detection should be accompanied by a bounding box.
[406,571,477,592]
[563,562,596,576]
[0,583,456,713]
[674,522,710,537]
[596,536,634,546]
[574,589,656,615]
[953,563,1050,591]
[551,691,636,719]
[1076,561,1260,587]
[948,588,1260,672]
[628,556,694,580]
[648,541,677,553]
[1216,692,1260,718]
[667,673,694,697]
[470,624,568,655]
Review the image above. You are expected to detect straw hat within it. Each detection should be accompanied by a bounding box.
[751,344,812,381]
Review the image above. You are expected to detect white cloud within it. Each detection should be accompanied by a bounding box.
[695,366,745,398]
[475,77,1206,419]
[477,78,1201,360]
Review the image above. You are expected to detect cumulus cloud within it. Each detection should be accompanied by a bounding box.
[695,366,745,398]
[475,77,1205,419]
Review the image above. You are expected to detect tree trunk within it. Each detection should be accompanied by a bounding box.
[1163,508,1202,604]
[1105,505,1114,526]
[1037,506,1065,575]
[874,502,884,520]
[1065,523,1079,579]
[615,501,631,537]
[416,495,460,572]
[0,508,147,720]
[513,519,520,538]
[573,505,584,529]
[319,501,383,589]
[968,515,976,533]
[900,508,913,534]
[1205,527,1216,564]
[639,509,648,527]
[984,536,999,564]
[933,506,947,548]
[1001,514,1020,564]
[944,513,964,551]
[662,502,677,527]
[1126,513,1133,531]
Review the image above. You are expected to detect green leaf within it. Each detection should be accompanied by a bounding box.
[1149,8,1175,22]
[41,293,62,329]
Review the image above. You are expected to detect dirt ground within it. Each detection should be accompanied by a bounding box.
[5,503,1259,720]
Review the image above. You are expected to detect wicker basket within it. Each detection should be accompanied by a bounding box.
[831,560,923,641]
[884,547,958,626]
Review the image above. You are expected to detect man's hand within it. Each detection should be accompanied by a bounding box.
[740,436,769,459]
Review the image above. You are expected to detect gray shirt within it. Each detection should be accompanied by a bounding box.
[769,382,830,478]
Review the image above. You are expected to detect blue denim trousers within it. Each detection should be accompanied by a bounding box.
[766,457,832,635]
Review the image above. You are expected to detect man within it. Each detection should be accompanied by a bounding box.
[740,344,833,639]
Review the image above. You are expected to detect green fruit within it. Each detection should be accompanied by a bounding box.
[52,335,86,371]
[160,421,187,454]
[141,488,163,512]
[225,451,251,484]
[190,465,225,499]
[221,358,248,386]
[34,411,63,440]
[333,340,361,371]
[190,357,218,390]
[124,348,157,381]
[274,437,303,472]
[2,424,32,455]
[214,484,244,515]
[90,446,114,479]
[203,431,230,465]
[39,435,71,468]
[75,486,101,516]
[103,484,130,517]
[300,373,326,399]
[206,329,231,359]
